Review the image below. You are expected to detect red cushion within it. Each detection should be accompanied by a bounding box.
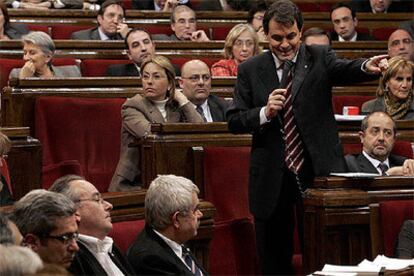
[372,27,397,41]
[34,96,126,192]
[0,158,12,196]
[80,59,132,77]
[379,200,414,256]
[42,160,83,190]
[51,25,93,39]
[147,25,174,36]
[170,57,221,69]
[27,25,50,34]
[211,26,232,40]
[122,0,132,9]
[109,220,146,255]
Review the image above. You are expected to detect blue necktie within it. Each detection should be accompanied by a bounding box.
[182,246,202,276]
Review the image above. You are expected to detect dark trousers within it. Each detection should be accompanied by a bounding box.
[254,167,310,276]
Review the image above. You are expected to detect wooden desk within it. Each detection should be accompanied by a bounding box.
[303,177,414,274]
[0,127,41,200]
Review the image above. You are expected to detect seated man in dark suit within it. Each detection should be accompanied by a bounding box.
[50,175,134,276]
[127,174,208,275]
[179,59,228,122]
[152,5,210,41]
[345,111,414,176]
[330,3,374,42]
[71,0,129,40]
[106,28,156,77]
[395,219,414,259]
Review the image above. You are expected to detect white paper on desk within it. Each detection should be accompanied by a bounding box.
[322,264,381,275]
[335,115,366,121]
[312,271,358,276]
[330,172,380,178]
[372,255,414,270]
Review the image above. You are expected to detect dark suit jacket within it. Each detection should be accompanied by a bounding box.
[106,63,140,77]
[0,175,14,207]
[5,23,29,39]
[330,32,374,41]
[71,27,123,40]
[227,45,376,219]
[345,153,406,173]
[127,225,208,275]
[132,0,155,9]
[152,34,180,41]
[207,94,229,122]
[395,220,414,259]
[69,241,134,276]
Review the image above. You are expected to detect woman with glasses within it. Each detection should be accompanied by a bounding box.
[109,55,204,192]
[211,23,261,77]
[9,31,81,80]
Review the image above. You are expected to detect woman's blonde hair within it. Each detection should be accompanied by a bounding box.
[377,56,414,97]
[223,23,261,59]
[0,132,11,157]
[140,55,176,101]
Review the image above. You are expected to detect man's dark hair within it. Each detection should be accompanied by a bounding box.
[98,0,125,16]
[263,0,303,34]
[303,27,332,45]
[361,111,397,135]
[247,0,268,24]
[124,28,153,49]
[330,2,356,20]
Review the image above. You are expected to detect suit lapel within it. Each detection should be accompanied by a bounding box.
[292,44,310,102]
[143,98,166,123]
[258,52,280,98]
[357,154,379,174]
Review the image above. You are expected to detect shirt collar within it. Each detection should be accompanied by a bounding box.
[153,229,183,258]
[78,234,114,254]
[272,51,299,70]
[362,151,390,171]
[98,28,111,41]
[339,32,357,42]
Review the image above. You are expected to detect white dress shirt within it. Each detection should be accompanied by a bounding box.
[362,151,390,174]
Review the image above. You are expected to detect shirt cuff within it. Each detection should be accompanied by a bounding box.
[361,58,373,74]
[259,106,271,125]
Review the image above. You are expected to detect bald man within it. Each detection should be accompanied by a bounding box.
[179,60,229,122]
[388,29,413,62]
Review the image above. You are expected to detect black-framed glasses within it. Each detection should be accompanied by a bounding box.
[43,232,79,245]
[182,74,211,82]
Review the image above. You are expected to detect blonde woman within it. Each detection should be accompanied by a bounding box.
[362,56,414,120]
[109,55,204,191]
[212,23,261,76]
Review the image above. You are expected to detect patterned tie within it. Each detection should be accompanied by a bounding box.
[182,247,202,276]
[282,61,305,174]
[196,105,207,122]
[378,163,389,176]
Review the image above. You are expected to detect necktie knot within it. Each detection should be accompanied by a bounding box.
[378,163,389,176]
[281,60,294,88]
[196,105,207,122]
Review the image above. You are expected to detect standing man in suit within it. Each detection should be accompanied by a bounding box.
[345,111,414,176]
[152,5,210,42]
[49,175,134,276]
[180,59,229,122]
[106,28,156,77]
[226,0,388,274]
[127,174,207,275]
[330,3,374,42]
[72,0,129,40]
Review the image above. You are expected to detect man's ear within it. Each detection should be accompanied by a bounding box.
[126,49,133,61]
[97,15,103,26]
[171,23,176,33]
[23,234,41,252]
[178,78,184,88]
[358,131,365,144]
[354,17,358,27]
[172,211,180,229]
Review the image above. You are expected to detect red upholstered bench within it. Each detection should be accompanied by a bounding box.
[170,57,221,69]
[80,59,132,77]
[34,96,126,192]
[51,25,94,39]
[332,95,375,115]
[109,219,146,255]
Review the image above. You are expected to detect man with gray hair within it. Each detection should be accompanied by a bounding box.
[11,189,79,268]
[49,174,134,276]
[127,174,207,275]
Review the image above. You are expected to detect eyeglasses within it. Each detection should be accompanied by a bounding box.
[77,194,105,205]
[234,39,255,48]
[182,74,211,82]
[44,232,79,245]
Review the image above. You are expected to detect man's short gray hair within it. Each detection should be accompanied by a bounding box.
[0,244,44,275]
[49,174,85,203]
[145,175,199,230]
[11,189,76,237]
[22,31,55,56]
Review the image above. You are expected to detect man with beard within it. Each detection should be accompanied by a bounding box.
[345,111,414,176]
[50,175,134,276]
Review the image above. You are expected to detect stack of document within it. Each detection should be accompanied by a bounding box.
[310,255,414,275]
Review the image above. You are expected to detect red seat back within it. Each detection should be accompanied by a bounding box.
[170,57,221,69]
[51,25,93,39]
[42,160,83,190]
[332,95,375,114]
[0,158,13,196]
[372,27,397,41]
[109,219,146,255]
[27,25,50,34]
[34,96,126,192]
[379,200,414,256]
[80,59,131,77]
[211,26,232,40]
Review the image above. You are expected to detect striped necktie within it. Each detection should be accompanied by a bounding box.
[182,246,202,276]
[196,105,207,122]
[282,61,304,174]
[378,163,389,176]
